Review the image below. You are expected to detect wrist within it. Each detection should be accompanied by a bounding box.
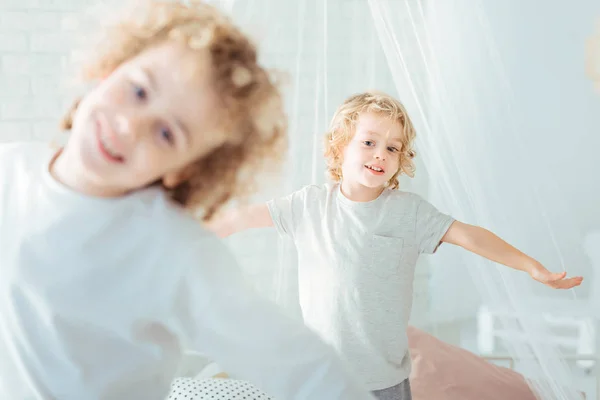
[523,258,542,275]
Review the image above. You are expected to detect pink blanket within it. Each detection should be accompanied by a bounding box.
[407,326,538,400]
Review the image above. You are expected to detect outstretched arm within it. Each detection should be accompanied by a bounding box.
[441,221,584,289]
[205,204,273,238]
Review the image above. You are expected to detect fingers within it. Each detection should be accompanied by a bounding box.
[533,267,583,289]
[547,271,567,281]
[547,276,584,289]
[532,270,565,284]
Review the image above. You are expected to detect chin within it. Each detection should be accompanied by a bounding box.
[359,179,386,189]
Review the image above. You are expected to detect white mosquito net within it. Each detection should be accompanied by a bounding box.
[211,1,600,399]
[61,0,600,398]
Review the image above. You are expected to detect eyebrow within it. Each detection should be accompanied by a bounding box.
[141,67,192,144]
[366,130,402,145]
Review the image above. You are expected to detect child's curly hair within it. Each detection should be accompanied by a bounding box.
[61,0,286,221]
[323,91,416,190]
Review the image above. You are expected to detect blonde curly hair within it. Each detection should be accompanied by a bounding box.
[323,91,416,190]
[61,0,286,221]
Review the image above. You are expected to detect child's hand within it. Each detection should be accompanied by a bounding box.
[202,204,272,238]
[527,261,583,289]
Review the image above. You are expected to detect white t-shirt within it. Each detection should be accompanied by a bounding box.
[0,143,375,400]
[267,183,455,390]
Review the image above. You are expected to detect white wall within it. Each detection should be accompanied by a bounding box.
[0,0,88,143]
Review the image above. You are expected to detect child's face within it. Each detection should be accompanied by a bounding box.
[341,112,403,189]
[66,41,224,196]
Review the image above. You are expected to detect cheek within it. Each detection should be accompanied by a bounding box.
[340,153,356,172]
[70,95,96,132]
[92,73,130,106]
[74,84,122,123]
[131,149,183,184]
[342,144,363,162]
[389,157,401,173]
[99,82,128,105]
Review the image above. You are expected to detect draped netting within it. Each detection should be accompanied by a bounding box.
[213,1,600,399]
[63,1,600,398]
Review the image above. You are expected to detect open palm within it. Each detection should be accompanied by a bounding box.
[529,263,583,289]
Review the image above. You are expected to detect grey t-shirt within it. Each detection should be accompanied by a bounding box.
[267,183,455,390]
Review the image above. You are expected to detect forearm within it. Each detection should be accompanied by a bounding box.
[454,225,536,273]
[214,204,273,237]
[443,222,582,289]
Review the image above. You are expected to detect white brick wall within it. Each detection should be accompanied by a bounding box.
[0,0,89,144]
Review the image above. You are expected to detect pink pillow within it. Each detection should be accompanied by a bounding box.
[407,326,538,400]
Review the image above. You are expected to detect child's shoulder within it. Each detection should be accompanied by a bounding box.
[386,188,424,204]
[384,190,437,216]
[287,183,331,199]
[306,182,332,194]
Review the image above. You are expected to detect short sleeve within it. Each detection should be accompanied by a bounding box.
[266,186,312,239]
[415,198,455,254]
[172,233,375,400]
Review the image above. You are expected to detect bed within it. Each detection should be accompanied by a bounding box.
[406,326,540,399]
[170,326,576,399]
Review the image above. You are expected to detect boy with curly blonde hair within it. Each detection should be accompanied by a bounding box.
[0,1,377,399]
[209,91,583,399]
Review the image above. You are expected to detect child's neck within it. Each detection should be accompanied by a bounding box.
[340,180,384,202]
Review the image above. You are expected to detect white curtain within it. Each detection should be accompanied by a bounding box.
[218,0,600,398]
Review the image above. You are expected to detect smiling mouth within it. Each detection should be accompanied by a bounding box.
[365,164,384,173]
[96,117,125,163]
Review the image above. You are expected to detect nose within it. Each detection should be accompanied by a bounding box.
[374,148,386,161]
[114,112,146,141]
[114,114,131,135]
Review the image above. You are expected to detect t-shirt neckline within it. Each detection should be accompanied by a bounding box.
[335,183,388,209]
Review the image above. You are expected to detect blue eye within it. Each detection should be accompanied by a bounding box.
[363,140,374,146]
[133,84,147,100]
[388,147,399,153]
[160,127,174,144]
